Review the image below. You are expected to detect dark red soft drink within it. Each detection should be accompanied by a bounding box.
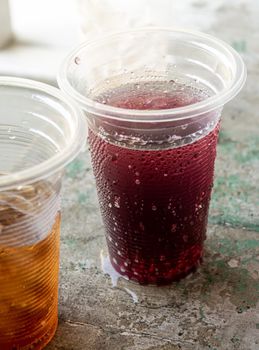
[89,81,219,285]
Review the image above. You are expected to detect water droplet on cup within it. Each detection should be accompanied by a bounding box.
[114,196,120,208]
[171,224,177,232]
[74,56,81,65]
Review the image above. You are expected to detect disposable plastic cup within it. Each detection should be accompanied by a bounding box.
[58,28,246,285]
[0,77,85,349]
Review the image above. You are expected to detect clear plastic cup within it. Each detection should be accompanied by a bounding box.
[58,28,246,285]
[0,77,86,349]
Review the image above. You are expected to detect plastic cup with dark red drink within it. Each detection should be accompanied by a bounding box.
[59,28,246,285]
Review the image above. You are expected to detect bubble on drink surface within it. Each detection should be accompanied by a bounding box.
[114,196,120,208]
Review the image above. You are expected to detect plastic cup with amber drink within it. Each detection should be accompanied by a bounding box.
[0,77,85,349]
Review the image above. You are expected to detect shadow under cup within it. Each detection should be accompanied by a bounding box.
[59,28,246,285]
[0,78,85,349]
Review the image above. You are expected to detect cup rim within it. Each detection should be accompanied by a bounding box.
[0,76,86,190]
[58,27,246,122]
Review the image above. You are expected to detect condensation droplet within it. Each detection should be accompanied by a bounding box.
[183,235,188,242]
[135,179,141,185]
[108,203,112,208]
[171,224,177,232]
[114,196,120,208]
[139,222,145,231]
[152,204,157,211]
[74,56,81,65]
[112,257,118,264]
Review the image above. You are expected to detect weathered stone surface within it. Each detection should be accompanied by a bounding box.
[47,1,259,349]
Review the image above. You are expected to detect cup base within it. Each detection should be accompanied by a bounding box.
[0,316,58,350]
[39,316,58,350]
[109,248,203,286]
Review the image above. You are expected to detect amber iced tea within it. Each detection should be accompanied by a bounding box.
[0,77,86,349]
[0,182,60,350]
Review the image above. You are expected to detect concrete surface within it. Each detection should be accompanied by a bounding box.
[46,1,259,349]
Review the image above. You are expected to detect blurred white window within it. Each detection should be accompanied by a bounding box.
[0,0,79,84]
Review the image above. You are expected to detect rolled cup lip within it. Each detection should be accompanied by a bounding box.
[58,27,247,122]
[0,76,86,190]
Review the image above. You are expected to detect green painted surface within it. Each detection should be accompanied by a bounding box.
[210,131,259,232]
